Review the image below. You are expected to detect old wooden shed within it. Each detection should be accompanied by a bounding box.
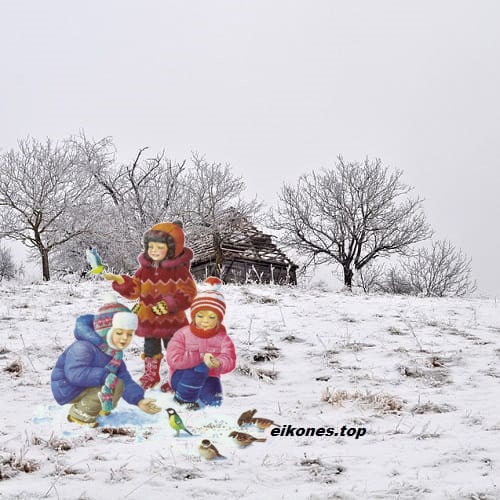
[189,222,298,285]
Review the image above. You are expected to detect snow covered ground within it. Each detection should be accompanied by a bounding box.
[0,279,499,499]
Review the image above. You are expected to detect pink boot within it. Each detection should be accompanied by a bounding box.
[139,353,162,389]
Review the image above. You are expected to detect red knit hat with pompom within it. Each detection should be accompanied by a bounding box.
[190,277,226,322]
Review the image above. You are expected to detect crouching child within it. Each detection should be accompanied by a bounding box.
[167,277,236,410]
[51,295,161,427]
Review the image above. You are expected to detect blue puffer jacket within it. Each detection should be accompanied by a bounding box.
[51,315,144,406]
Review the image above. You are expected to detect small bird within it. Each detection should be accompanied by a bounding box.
[249,417,280,430]
[166,408,193,437]
[85,247,106,275]
[198,439,225,460]
[228,431,267,447]
[237,409,257,427]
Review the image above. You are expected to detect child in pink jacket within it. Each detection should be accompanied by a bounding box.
[166,277,236,410]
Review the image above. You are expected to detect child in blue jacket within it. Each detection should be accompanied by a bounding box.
[51,295,160,427]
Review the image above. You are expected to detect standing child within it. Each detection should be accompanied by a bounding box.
[51,296,160,427]
[103,222,197,391]
[167,277,236,410]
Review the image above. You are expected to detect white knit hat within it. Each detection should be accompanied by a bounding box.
[112,311,139,330]
[94,293,139,349]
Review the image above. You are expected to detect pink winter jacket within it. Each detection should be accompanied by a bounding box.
[166,324,236,381]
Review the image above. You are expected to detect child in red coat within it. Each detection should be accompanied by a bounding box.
[104,222,197,391]
[167,277,236,410]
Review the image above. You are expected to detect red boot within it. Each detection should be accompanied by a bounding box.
[160,379,174,393]
[139,353,162,389]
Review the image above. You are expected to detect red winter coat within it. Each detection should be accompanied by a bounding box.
[166,324,237,381]
[112,249,197,339]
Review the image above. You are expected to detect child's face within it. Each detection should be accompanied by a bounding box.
[111,328,134,350]
[194,310,219,330]
[147,242,168,261]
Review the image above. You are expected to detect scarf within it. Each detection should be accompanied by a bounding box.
[97,341,123,413]
[189,323,224,339]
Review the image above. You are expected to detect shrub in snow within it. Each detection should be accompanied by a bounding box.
[0,245,22,281]
[0,450,39,480]
[321,388,404,413]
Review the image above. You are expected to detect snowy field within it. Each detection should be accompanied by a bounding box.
[0,279,499,499]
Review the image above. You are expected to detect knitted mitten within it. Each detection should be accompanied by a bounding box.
[151,301,168,316]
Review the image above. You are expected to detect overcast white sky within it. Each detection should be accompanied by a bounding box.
[1,1,499,295]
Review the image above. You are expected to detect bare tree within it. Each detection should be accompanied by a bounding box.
[402,239,476,297]
[69,132,122,205]
[184,154,261,278]
[120,147,187,231]
[270,156,431,288]
[71,133,187,223]
[373,265,414,295]
[0,137,98,280]
[354,261,386,293]
[52,144,188,275]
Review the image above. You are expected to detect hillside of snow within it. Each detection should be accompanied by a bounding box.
[0,279,499,499]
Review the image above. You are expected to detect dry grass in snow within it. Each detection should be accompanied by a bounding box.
[0,279,499,499]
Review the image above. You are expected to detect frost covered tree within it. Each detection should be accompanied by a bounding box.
[183,154,261,278]
[118,147,187,232]
[402,239,476,297]
[370,265,414,295]
[53,139,188,274]
[0,244,18,281]
[354,261,386,293]
[362,240,476,297]
[270,156,431,288]
[0,137,99,280]
[69,132,122,206]
[104,147,187,271]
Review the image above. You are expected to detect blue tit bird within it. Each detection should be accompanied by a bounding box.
[85,247,106,275]
[166,408,193,437]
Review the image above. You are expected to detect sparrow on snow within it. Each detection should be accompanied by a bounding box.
[228,431,267,447]
[237,409,257,427]
[198,439,226,460]
[249,417,280,430]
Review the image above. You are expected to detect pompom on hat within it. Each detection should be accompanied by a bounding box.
[94,293,138,347]
[190,277,226,322]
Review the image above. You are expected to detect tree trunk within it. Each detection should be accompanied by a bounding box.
[343,265,353,289]
[212,232,223,278]
[41,247,50,281]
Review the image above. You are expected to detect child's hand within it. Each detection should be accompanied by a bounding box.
[103,273,125,285]
[137,398,161,414]
[203,353,221,369]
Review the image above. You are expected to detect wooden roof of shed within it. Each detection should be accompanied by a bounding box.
[189,224,297,268]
